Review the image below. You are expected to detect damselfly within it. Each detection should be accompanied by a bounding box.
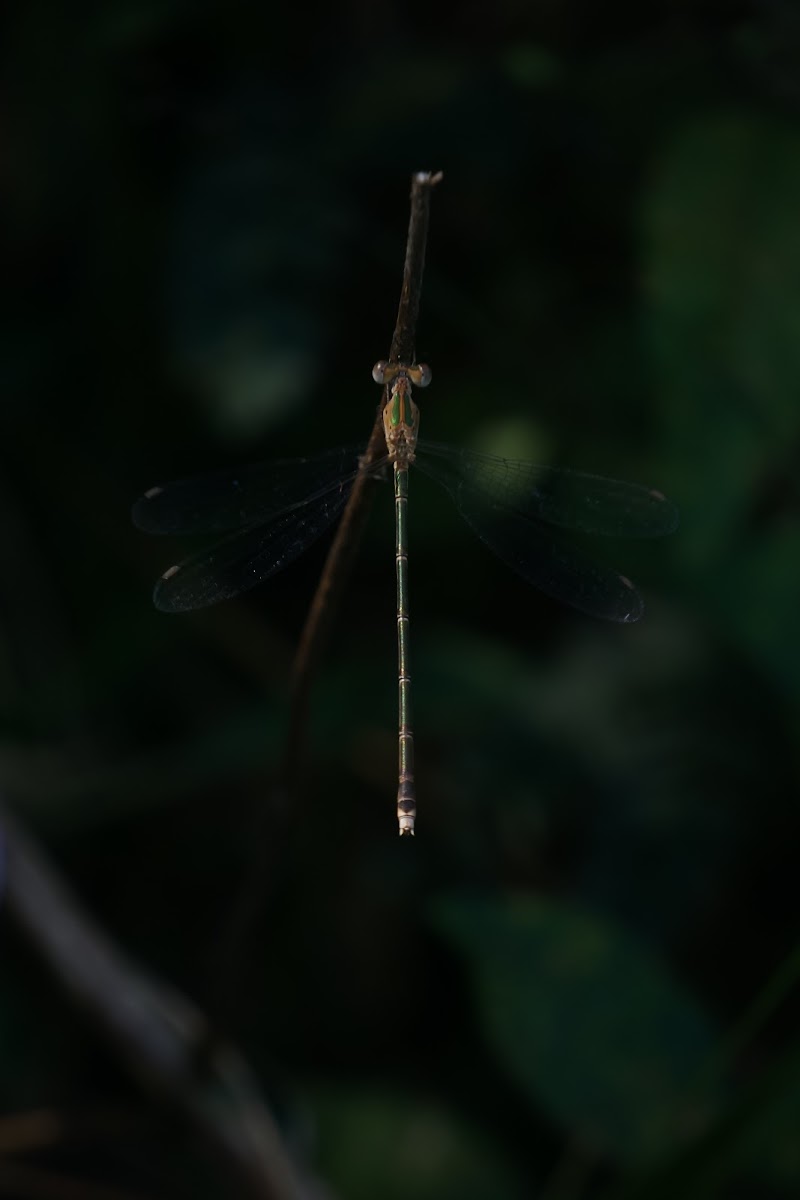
[133,362,678,834]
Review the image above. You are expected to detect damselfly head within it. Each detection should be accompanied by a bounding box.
[372,361,432,389]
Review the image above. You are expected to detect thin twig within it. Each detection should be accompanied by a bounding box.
[285,170,442,795]
[389,171,443,366]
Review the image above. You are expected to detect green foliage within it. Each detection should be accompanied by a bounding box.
[432,894,717,1162]
[309,1084,523,1200]
[643,113,800,692]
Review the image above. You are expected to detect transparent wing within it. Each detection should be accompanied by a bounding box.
[447,485,644,621]
[152,480,356,612]
[133,445,367,535]
[415,441,678,538]
[414,441,677,620]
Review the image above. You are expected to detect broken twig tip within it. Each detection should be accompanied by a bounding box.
[414,170,444,186]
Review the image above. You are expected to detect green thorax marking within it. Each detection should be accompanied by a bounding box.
[390,391,415,430]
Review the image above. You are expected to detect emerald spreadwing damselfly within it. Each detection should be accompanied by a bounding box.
[133,361,678,835]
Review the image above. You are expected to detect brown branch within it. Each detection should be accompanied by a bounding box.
[389,171,443,366]
[285,170,442,795]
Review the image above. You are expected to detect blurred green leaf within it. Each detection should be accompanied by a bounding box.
[503,45,562,89]
[643,113,800,693]
[743,1077,800,1188]
[645,113,800,438]
[607,1034,800,1199]
[431,894,717,1162]
[169,145,352,439]
[713,520,800,694]
[308,1083,522,1200]
[643,111,800,532]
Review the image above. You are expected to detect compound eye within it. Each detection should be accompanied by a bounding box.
[415,363,432,388]
[372,360,389,384]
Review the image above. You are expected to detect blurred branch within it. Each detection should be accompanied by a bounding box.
[687,934,800,1098]
[0,803,313,1200]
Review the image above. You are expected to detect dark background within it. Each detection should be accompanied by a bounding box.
[3,1,800,1197]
